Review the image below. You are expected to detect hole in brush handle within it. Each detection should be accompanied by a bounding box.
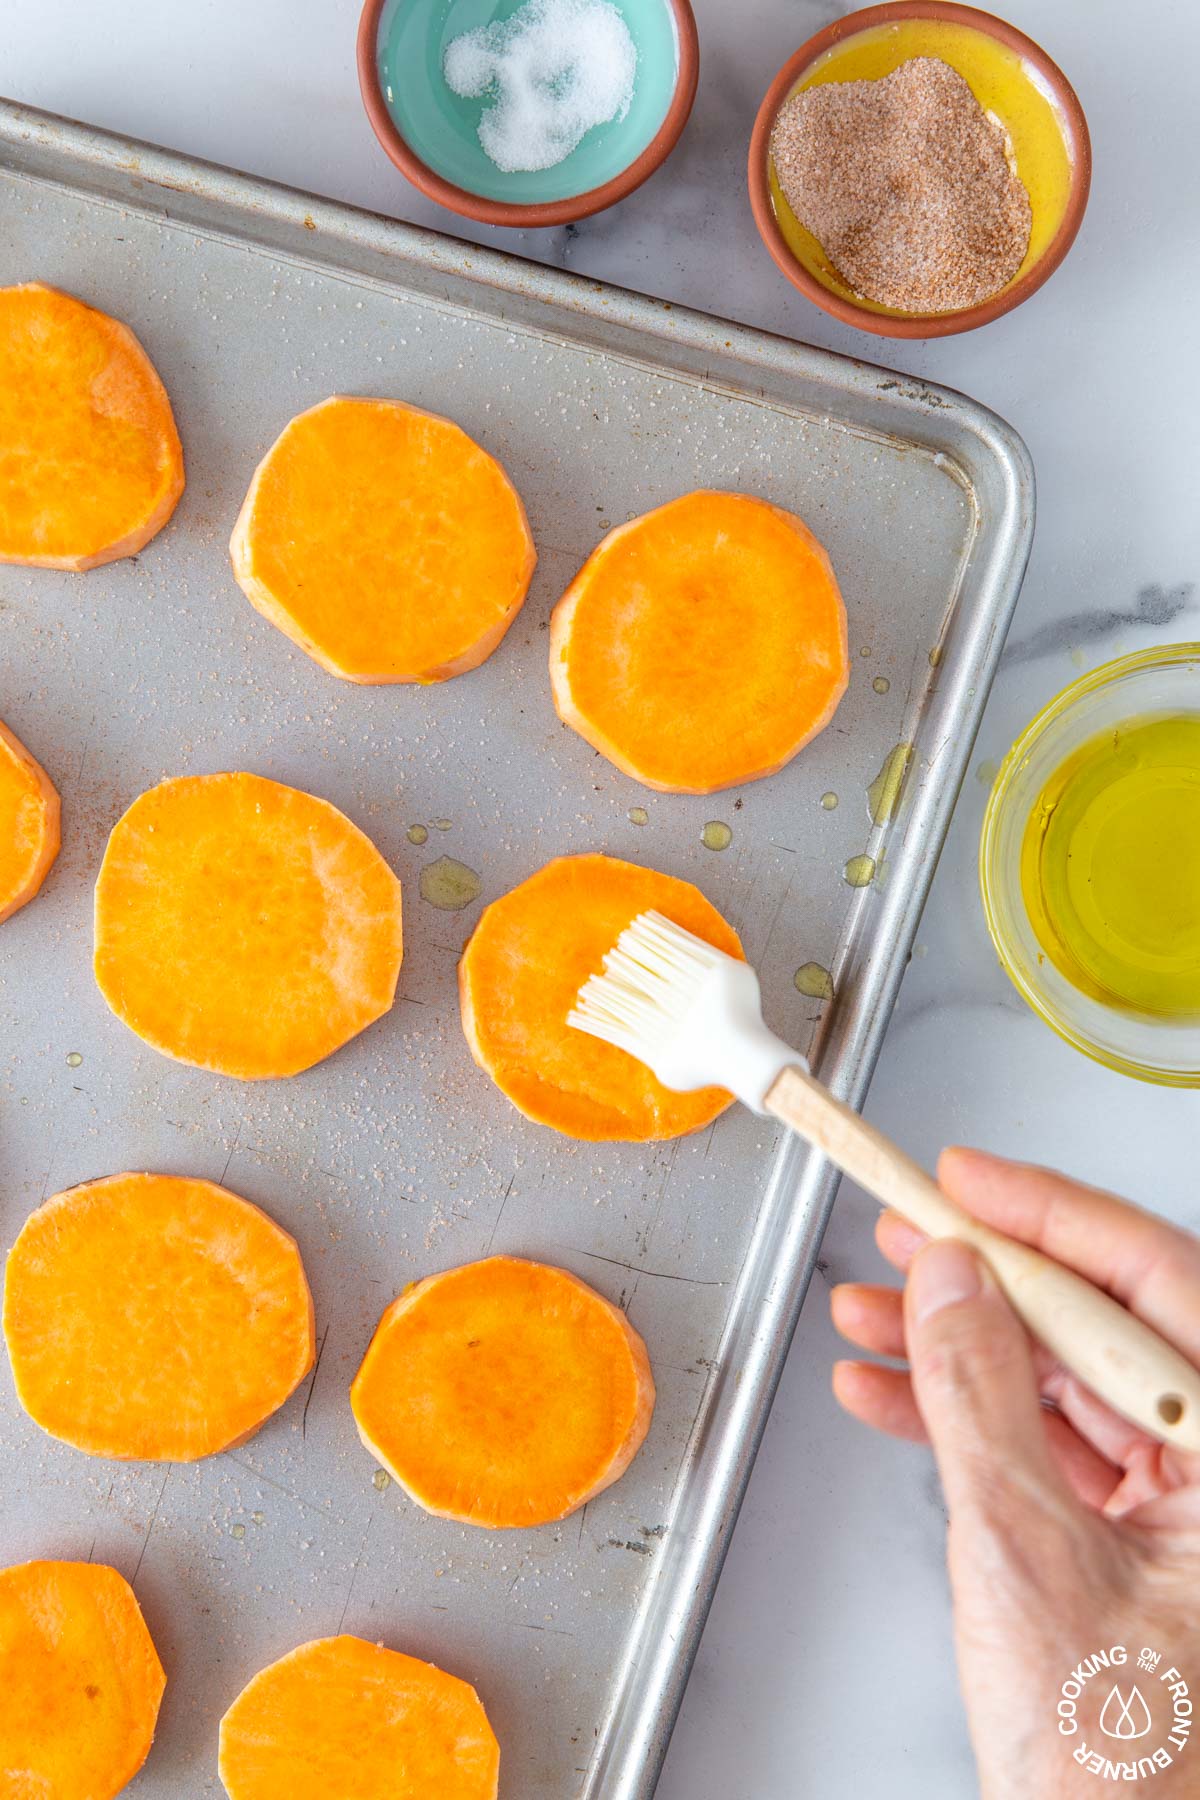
[1158,1394,1185,1426]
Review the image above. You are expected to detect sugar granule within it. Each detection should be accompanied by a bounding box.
[445,0,637,175]
[770,57,1032,313]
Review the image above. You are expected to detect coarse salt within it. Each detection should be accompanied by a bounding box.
[444,0,637,175]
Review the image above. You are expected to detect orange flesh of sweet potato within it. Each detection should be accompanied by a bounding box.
[0,1559,165,1800]
[4,1173,315,1461]
[459,852,741,1140]
[218,1634,500,1800]
[0,282,184,571]
[93,771,404,1079]
[0,718,60,924]
[230,396,536,684]
[351,1255,655,1529]
[550,489,849,793]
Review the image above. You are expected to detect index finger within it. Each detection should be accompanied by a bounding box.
[937,1146,1200,1362]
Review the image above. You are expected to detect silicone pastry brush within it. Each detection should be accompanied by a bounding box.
[568,910,1200,1453]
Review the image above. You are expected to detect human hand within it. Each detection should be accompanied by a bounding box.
[831,1148,1200,1798]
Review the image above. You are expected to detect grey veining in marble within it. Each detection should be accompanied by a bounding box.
[3,3,1200,1797]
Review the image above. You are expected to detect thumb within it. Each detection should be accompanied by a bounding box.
[906,1239,1073,1521]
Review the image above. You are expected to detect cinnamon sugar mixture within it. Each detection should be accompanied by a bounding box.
[770,57,1032,313]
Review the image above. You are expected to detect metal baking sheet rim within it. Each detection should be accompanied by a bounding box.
[0,97,1035,1800]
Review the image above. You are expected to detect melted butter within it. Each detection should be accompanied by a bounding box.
[628,806,648,826]
[820,791,839,811]
[1020,713,1200,1017]
[867,742,912,826]
[872,676,891,695]
[767,17,1074,317]
[66,1051,83,1068]
[407,823,429,845]
[845,853,877,888]
[701,821,733,852]
[419,856,482,911]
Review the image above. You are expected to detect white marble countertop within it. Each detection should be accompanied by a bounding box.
[4,1,1199,1793]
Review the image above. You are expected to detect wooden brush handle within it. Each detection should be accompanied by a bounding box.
[765,1064,1200,1454]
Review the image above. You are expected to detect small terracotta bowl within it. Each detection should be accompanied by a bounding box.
[357,0,700,229]
[748,1,1091,338]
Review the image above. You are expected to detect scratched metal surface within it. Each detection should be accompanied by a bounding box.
[0,101,1032,1800]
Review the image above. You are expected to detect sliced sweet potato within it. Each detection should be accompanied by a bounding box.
[93,771,404,1078]
[230,396,535,684]
[351,1255,655,1528]
[0,718,60,923]
[218,1634,499,1800]
[0,281,184,570]
[550,489,849,792]
[0,1559,165,1800]
[459,852,741,1140]
[4,1172,315,1460]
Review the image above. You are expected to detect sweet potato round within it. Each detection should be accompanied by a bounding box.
[230,396,535,683]
[93,771,404,1078]
[0,718,60,924]
[459,852,741,1140]
[0,1559,165,1800]
[218,1634,500,1800]
[0,282,184,570]
[4,1172,315,1460]
[551,490,849,792]
[351,1255,655,1528]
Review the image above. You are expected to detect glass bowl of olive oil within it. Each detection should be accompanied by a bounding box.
[981,646,1200,1084]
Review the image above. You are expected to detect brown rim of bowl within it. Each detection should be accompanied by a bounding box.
[747,0,1092,339]
[357,0,700,228]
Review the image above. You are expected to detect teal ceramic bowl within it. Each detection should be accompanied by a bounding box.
[358,0,699,226]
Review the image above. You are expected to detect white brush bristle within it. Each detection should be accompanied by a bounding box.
[568,910,734,1063]
[568,909,801,1111]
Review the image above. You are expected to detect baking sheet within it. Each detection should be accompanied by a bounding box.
[0,100,1033,1800]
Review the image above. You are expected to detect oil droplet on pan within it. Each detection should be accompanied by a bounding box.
[407,823,429,845]
[794,962,834,1000]
[872,676,890,695]
[929,645,943,668]
[230,1523,246,1540]
[66,1051,83,1068]
[867,743,912,826]
[820,791,839,811]
[373,1470,391,1492]
[844,853,876,888]
[420,855,482,911]
[433,817,453,831]
[628,806,648,827]
[975,757,1000,789]
[859,645,872,658]
[701,821,733,851]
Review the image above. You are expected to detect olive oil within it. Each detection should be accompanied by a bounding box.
[419,855,482,912]
[794,962,834,1000]
[867,742,912,827]
[1020,714,1200,1018]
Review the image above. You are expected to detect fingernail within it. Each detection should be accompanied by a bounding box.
[909,1240,983,1324]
